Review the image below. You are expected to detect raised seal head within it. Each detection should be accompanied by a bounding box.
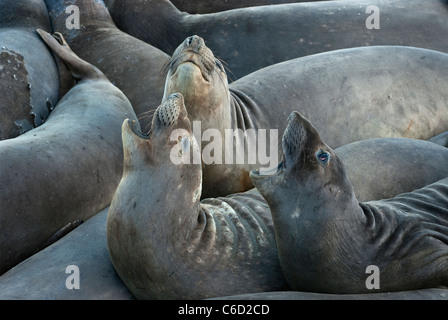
[162,35,230,128]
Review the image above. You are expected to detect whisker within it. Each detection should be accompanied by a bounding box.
[216,55,236,83]
[138,109,156,121]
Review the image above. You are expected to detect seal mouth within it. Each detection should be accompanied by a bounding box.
[251,159,285,177]
[162,35,222,83]
[250,111,306,179]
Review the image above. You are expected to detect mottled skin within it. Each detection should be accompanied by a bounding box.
[0,30,137,275]
[0,0,60,140]
[107,94,288,300]
[44,0,169,130]
[105,0,448,79]
[163,36,448,197]
[251,112,448,293]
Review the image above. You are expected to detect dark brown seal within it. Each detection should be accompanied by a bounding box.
[251,111,448,293]
[0,30,137,275]
[162,35,448,197]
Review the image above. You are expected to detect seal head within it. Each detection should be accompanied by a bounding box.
[251,111,355,214]
[162,35,230,131]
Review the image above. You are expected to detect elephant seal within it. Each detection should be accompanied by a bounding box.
[163,36,448,197]
[169,0,325,14]
[107,93,448,299]
[0,30,137,275]
[336,137,448,202]
[250,111,448,294]
[0,208,135,300]
[44,0,169,130]
[106,0,448,79]
[107,93,289,300]
[0,0,60,140]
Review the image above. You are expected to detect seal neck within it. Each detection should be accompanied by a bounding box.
[107,0,187,54]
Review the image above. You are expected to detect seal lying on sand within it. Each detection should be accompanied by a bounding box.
[0,0,60,140]
[250,111,448,293]
[106,0,448,79]
[162,35,448,197]
[0,30,136,275]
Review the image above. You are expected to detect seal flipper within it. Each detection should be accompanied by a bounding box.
[36,29,106,82]
[44,31,75,99]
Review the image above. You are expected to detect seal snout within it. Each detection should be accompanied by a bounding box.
[154,93,187,127]
[184,35,205,53]
[282,112,307,164]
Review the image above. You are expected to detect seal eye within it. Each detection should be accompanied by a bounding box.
[316,149,330,167]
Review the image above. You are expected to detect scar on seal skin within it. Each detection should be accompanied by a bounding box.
[0,49,33,139]
[251,111,448,294]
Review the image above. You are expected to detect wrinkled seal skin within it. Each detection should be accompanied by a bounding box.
[163,37,448,197]
[107,93,289,300]
[169,0,326,14]
[2,141,447,301]
[105,0,448,79]
[2,119,446,299]
[0,0,60,140]
[251,112,448,294]
[44,0,169,130]
[0,208,135,300]
[0,30,137,275]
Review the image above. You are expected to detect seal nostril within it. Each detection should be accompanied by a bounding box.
[187,36,194,46]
